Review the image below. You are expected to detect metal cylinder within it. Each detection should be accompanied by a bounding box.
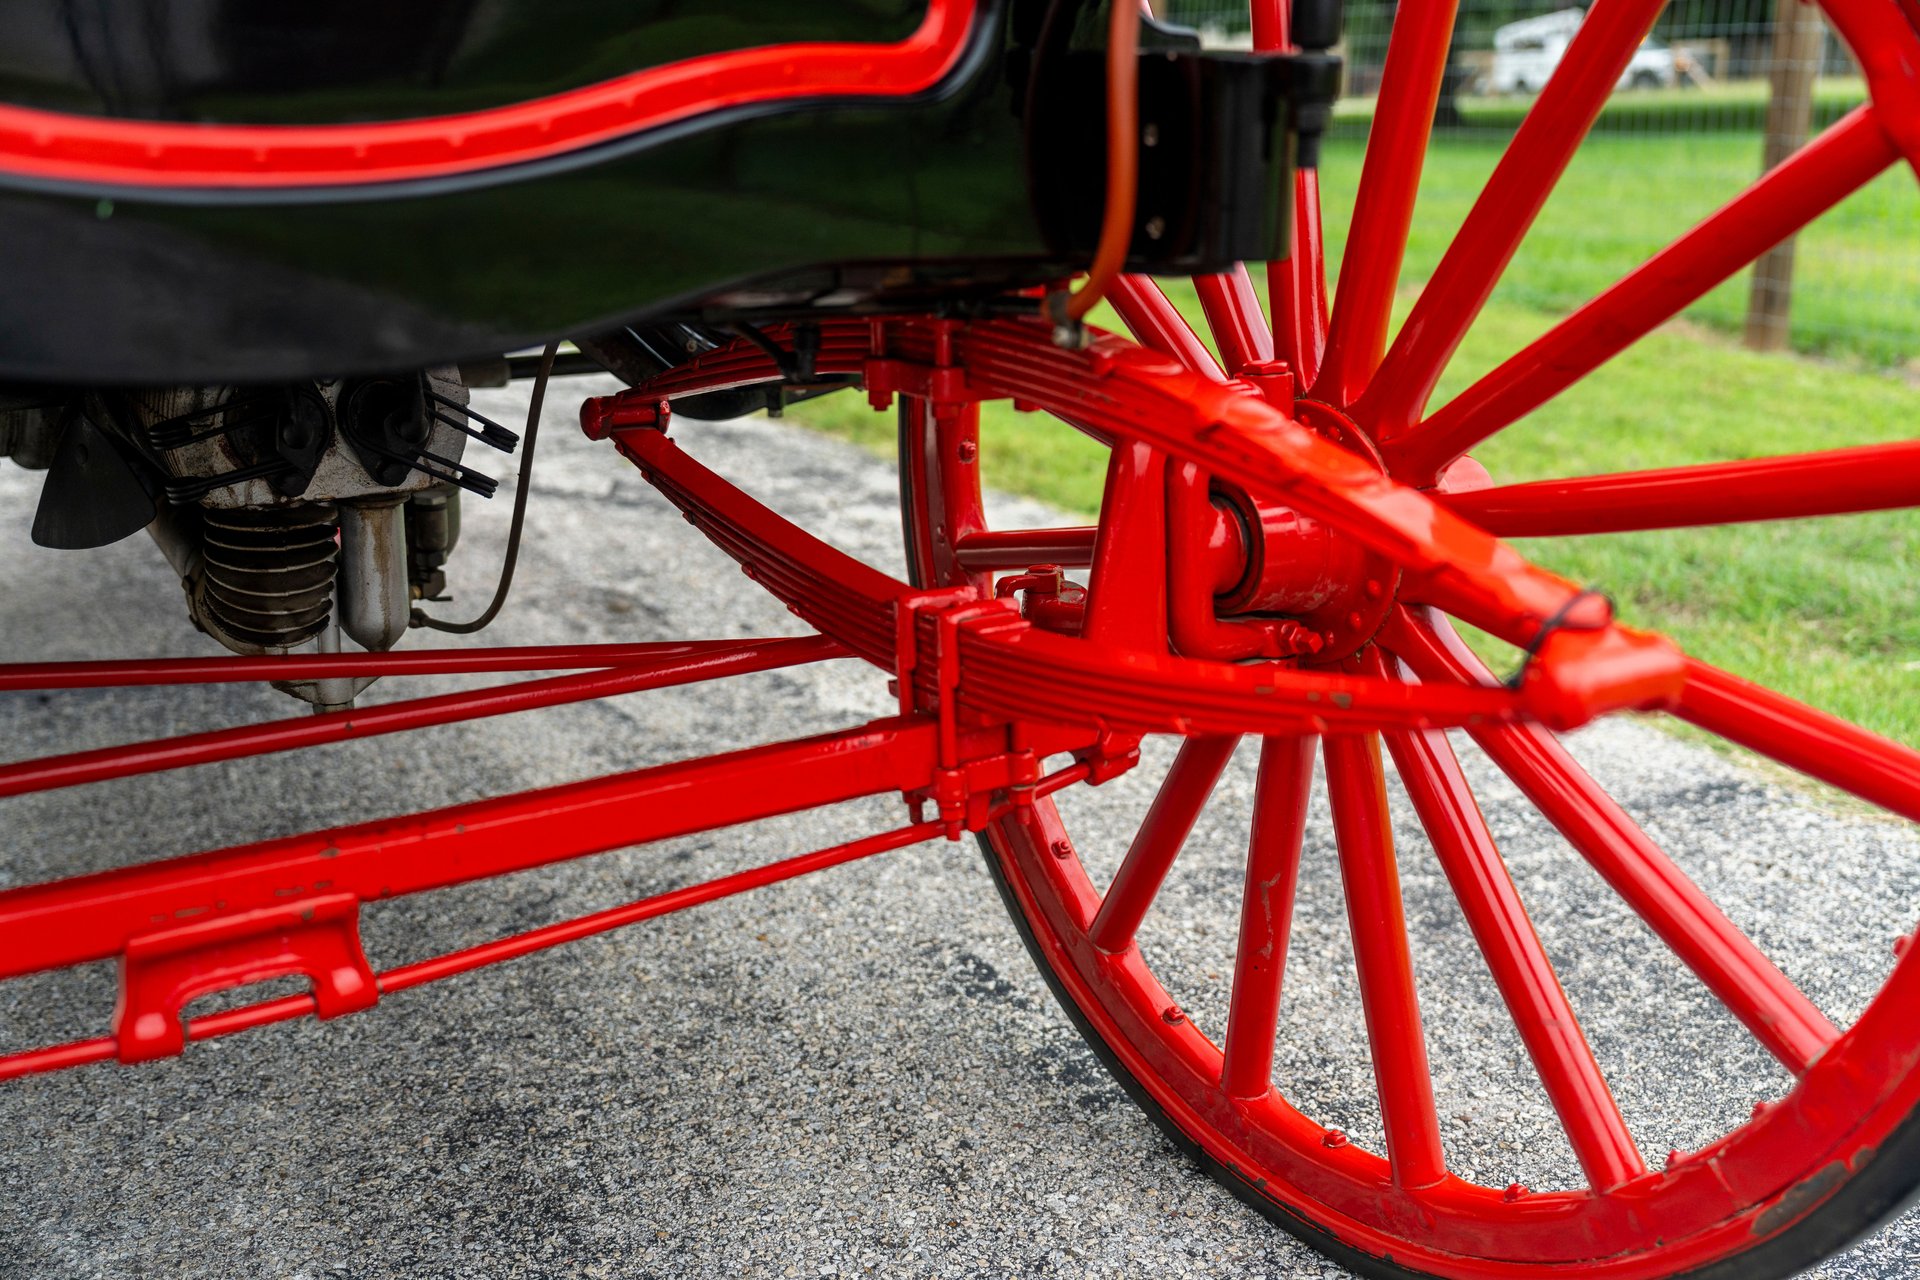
[1213,489,1367,618]
[337,499,410,652]
[144,506,203,582]
[200,504,338,650]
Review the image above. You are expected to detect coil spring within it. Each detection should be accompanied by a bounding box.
[200,504,338,650]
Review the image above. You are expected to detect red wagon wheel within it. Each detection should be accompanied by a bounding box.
[881,1,1920,1277]
[3,1,1917,1276]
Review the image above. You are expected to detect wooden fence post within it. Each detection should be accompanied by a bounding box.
[1744,0,1827,352]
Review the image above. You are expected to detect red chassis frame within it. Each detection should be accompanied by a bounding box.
[0,314,1651,1079]
[3,0,1919,1271]
[9,310,1904,1087]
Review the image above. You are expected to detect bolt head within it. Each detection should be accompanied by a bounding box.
[1161,1004,1186,1025]
[1049,839,1072,859]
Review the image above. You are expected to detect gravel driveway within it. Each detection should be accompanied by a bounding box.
[1,376,1915,1279]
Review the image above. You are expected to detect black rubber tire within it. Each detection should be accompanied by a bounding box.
[974,827,1920,1280]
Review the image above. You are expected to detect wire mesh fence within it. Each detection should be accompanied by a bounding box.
[1158,0,1920,371]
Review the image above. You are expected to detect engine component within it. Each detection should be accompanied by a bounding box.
[339,374,512,498]
[0,386,73,469]
[404,484,461,602]
[128,367,477,511]
[29,412,160,550]
[14,366,516,705]
[337,499,410,652]
[197,504,339,651]
[145,385,332,502]
[411,341,555,636]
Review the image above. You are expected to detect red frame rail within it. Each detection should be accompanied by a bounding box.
[0,311,1823,1086]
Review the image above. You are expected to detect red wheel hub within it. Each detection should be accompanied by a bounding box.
[1204,399,1403,663]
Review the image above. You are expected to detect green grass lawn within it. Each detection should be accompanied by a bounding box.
[1310,130,1920,368]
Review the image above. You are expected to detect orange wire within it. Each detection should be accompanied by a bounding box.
[1062,0,1143,323]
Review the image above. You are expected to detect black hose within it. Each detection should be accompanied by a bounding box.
[411,340,558,635]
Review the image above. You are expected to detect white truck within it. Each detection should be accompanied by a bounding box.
[1489,8,1678,94]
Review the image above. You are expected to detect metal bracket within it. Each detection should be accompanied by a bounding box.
[892,590,1041,838]
[114,893,378,1064]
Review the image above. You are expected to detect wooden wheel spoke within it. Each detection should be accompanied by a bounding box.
[1439,436,1920,537]
[1325,731,1448,1189]
[1354,0,1670,437]
[1088,734,1240,952]
[1222,734,1316,1100]
[1246,0,1327,386]
[1314,0,1462,406]
[1195,265,1276,377]
[1388,106,1900,482]
[1379,697,1643,1191]
[1271,170,1330,387]
[1389,610,1840,1075]
[1678,658,1920,826]
[1110,275,1228,381]
[1250,0,1288,49]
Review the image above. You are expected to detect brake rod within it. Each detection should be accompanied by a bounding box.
[0,715,938,979]
[0,635,847,799]
[0,759,1093,1085]
[0,638,762,690]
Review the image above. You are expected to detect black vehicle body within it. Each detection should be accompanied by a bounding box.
[0,0,1313,385]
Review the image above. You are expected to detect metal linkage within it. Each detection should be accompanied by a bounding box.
[0,312,1703,1085]
[0,699,1099,1081]
[593,313,1688,735]
[0,636,844,799]
[617,424,1519,737]
[0,487,1113,1080]
[0,638,768,690]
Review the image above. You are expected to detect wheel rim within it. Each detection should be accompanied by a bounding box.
[893,0,1920,1271]
[904,405,1920,1277]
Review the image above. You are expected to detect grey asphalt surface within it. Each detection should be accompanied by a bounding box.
[2,375,1917,1280]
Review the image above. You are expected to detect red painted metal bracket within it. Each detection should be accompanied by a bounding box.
[116,894,378,1064]
[606,418,1530,734]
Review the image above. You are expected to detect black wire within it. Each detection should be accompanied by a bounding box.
[411,341,558,635]
[728,321,804,382]
[1504,587,1614,690]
